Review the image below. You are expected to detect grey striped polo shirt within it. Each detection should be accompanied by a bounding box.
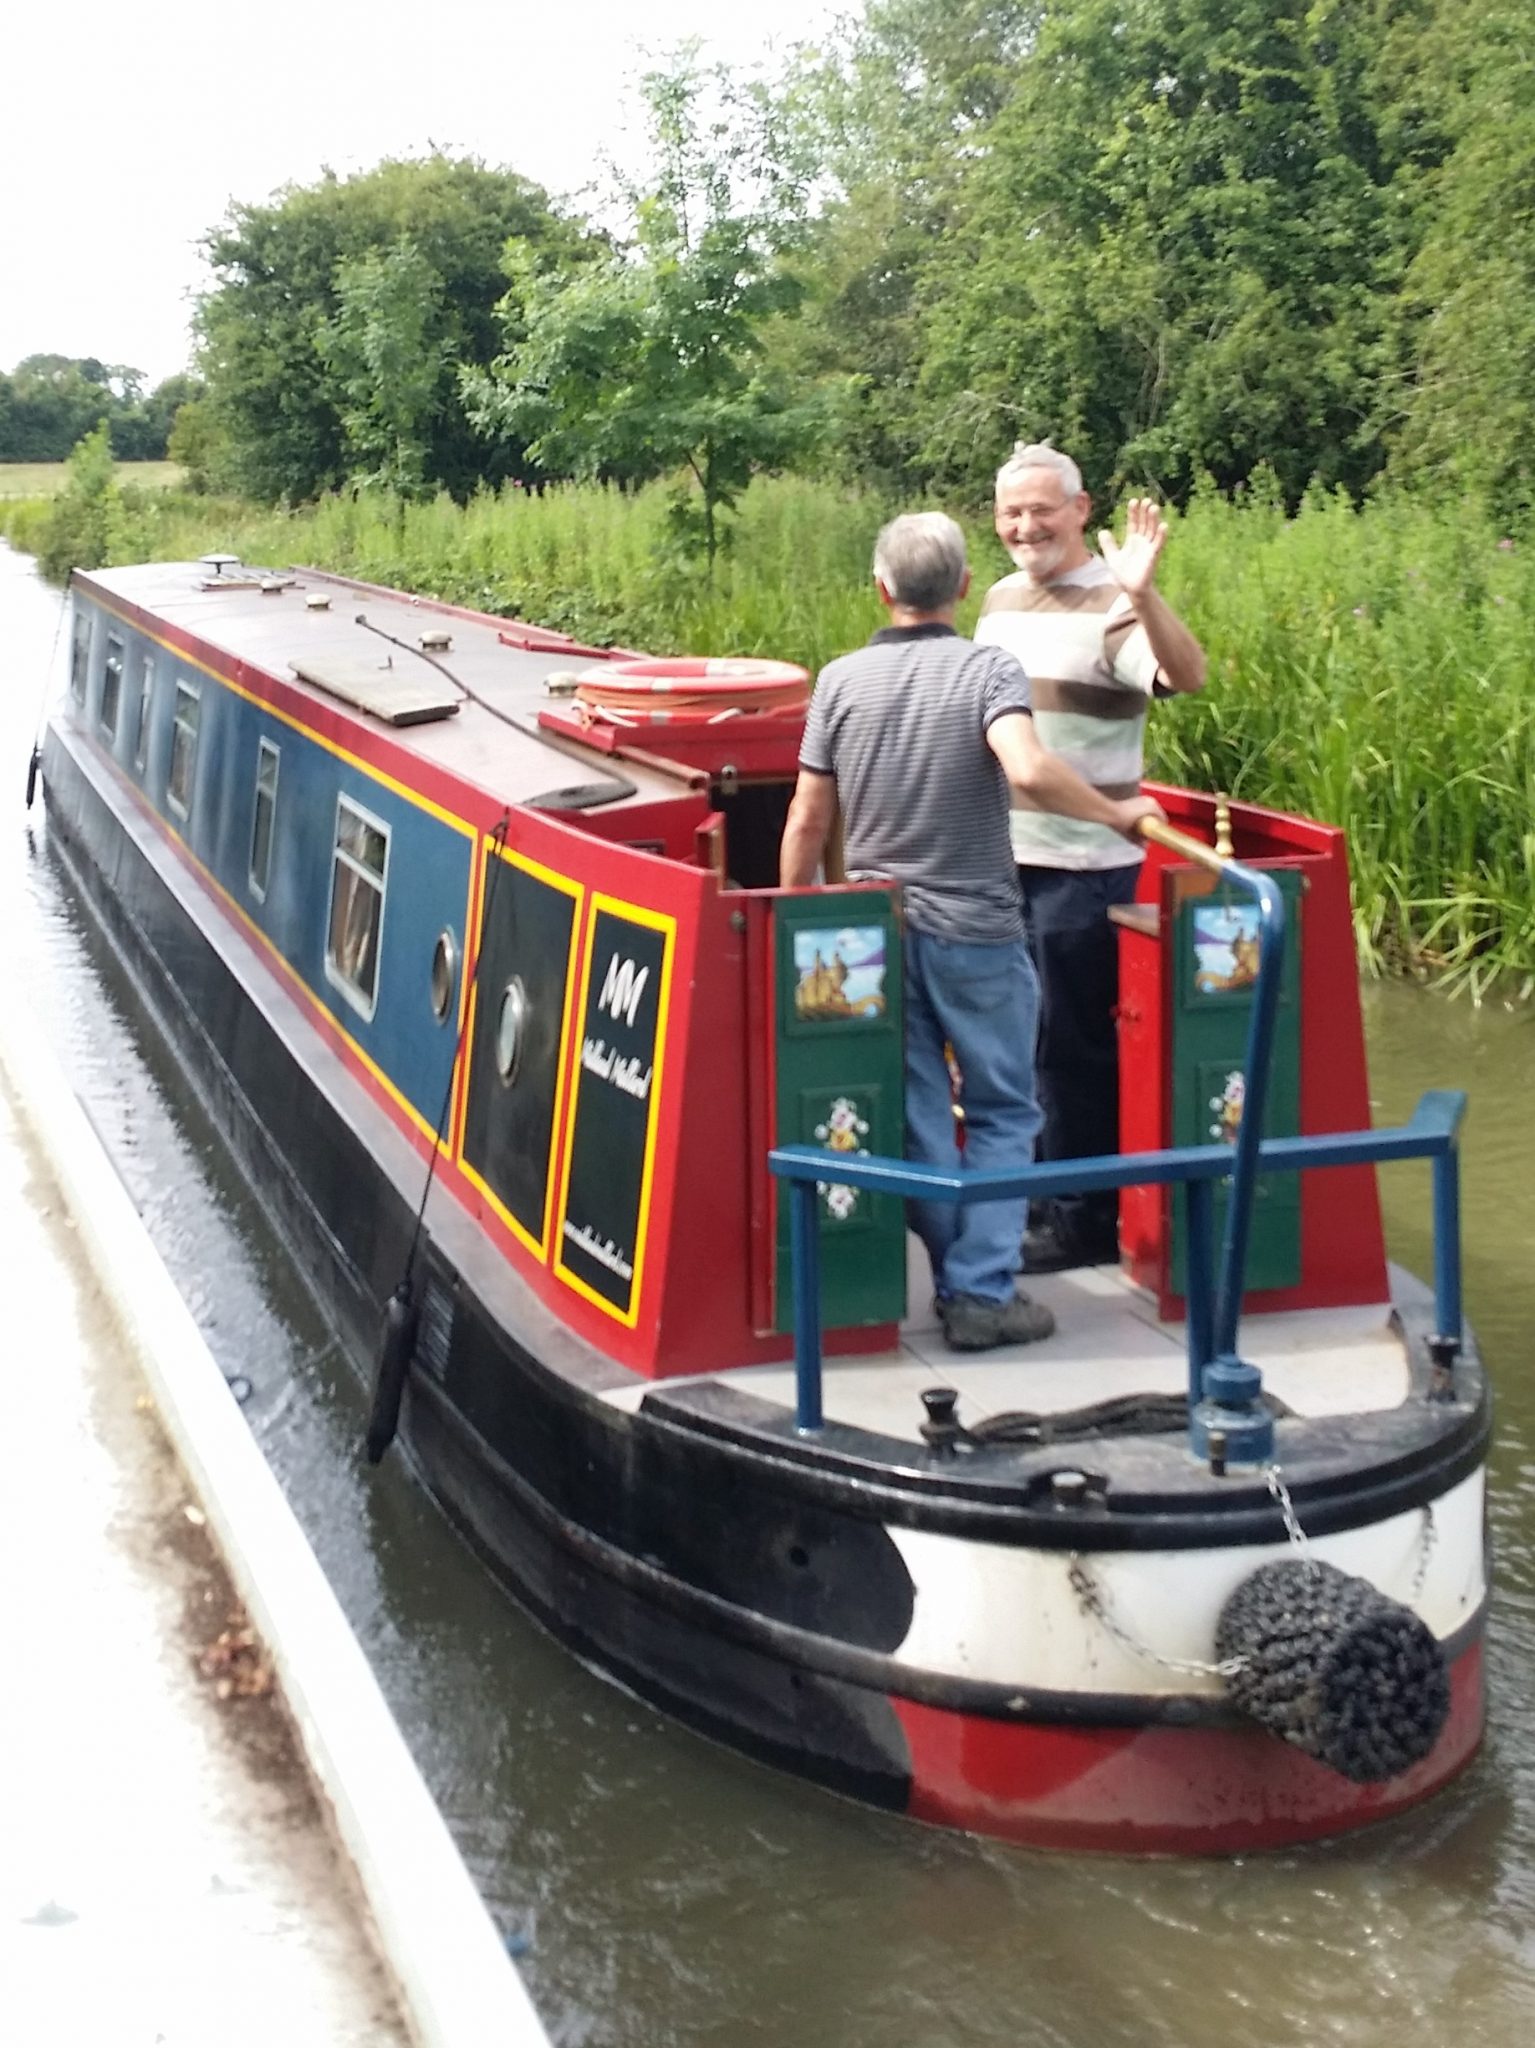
[799,624,1033,943]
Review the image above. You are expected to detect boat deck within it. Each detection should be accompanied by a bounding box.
[603,1238,1406,1443]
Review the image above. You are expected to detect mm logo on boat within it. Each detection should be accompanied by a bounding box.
[599,953,650,1029]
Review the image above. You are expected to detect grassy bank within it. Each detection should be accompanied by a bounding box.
[0,460,183,498]
[3,473,1530,993]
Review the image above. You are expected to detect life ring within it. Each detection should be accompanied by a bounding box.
[573,656,810,719]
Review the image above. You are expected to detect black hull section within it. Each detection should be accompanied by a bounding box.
[39,731,919,1806]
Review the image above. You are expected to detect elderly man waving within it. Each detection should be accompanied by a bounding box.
[977,444,1206,1273]
[780,512,1162,1353]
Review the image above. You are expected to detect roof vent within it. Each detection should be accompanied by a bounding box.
[260,577,289,595]
[305,591,331,612]
[419,628,453,652]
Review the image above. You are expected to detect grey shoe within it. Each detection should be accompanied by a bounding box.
[939,1291,1056,1352]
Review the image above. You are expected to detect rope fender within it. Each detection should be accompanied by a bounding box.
[1215,1558,1450,1783]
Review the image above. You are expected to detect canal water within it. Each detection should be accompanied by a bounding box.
[5,541,1532,2047]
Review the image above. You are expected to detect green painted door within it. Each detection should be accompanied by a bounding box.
[772,892,907,1332]
[1169,868,1303,1297]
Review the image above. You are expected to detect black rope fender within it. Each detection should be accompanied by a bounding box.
[1215,1558,1450,1783]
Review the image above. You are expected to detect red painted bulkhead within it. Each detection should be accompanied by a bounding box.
[1118,784,1388,1317]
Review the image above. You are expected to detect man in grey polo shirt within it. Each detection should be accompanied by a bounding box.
[779,513,1161,1352]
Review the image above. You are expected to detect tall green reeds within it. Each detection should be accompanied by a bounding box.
[4,473,1530,991]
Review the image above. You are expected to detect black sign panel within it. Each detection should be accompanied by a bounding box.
[556,906,672,1318]
[461,855,579,1250]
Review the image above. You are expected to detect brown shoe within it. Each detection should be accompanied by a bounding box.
[939,1291,1056,1352]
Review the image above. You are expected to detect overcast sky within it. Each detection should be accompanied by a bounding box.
[3,0,839,386]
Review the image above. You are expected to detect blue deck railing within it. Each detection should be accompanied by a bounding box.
[769,1092,1466,1452]
[768,823,1466,1462]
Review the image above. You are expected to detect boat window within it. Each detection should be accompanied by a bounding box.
[132,655,154,773]
[70,612,90,703]
[100,637,124,740]
[249,739,280,901]
[167,680,200,818]
[325,796,389,1018]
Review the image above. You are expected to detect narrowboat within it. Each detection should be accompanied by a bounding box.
[36,556,1489,1855]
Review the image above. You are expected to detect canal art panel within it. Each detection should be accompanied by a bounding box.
[790,924,889,1024]
[1191,902,1263,998]
[554,899,675,1323]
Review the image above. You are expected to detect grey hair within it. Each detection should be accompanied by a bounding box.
[995,441,1084,500]
[871,512,968,611]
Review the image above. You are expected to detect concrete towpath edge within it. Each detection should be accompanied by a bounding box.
[0,999,552,2048]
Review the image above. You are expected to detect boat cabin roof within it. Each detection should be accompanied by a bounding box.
[81,561,698,817]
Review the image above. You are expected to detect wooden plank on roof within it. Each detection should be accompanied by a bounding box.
[288,657,461,727]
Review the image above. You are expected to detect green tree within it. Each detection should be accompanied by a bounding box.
[195,154,591,503]
[773,1,1042,491]
[318,238,448,496]
[914,0,1437,504]
[0,358,200,462]
[165,394,228,492]
[1391,0,1535,521]
[37,423,129,581]
[466,51,826,566]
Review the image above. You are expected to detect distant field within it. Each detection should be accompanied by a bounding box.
[0,460,183,497]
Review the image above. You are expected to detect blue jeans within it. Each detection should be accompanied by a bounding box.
[904,927,1042,1305]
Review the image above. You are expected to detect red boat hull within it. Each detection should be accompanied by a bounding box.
[894,1638,1484,1854]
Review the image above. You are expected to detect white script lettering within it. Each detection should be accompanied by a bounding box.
[599,953,649,1029]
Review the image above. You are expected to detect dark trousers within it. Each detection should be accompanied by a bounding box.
[1017,863,1140,1251]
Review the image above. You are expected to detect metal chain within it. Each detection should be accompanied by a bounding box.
[1265,1462,1312,1553]
[1069,1475,1437,1682]
[1067,1556,1247,1680]
[1267,1463,1436,1604]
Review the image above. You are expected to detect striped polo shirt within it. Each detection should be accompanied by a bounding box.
[799,624,1033,943]
[975,557,1162,871]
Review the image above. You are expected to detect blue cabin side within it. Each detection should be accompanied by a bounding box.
[66,591,476,1145]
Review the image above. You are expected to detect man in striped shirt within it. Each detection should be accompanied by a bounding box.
[976,444,1206,1272]
[780,513,1161,1351]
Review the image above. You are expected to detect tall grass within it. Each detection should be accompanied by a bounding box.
[1151,481,1535,996]
[4,472,1530,991]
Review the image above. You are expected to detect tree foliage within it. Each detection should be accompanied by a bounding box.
[0,356,198,463]
[466,51,829,563]
[36,423,129,581]
[318,239,448,496]
[903,0,1441,502]
[195,154,592,503]
[1391,0,1535,520]
[26,2,1534,525]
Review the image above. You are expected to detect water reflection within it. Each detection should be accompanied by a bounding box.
[5,543,1531,2046]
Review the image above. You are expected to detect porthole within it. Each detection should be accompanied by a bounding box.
[430,929,458,1021]
[494,978,529,1085]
